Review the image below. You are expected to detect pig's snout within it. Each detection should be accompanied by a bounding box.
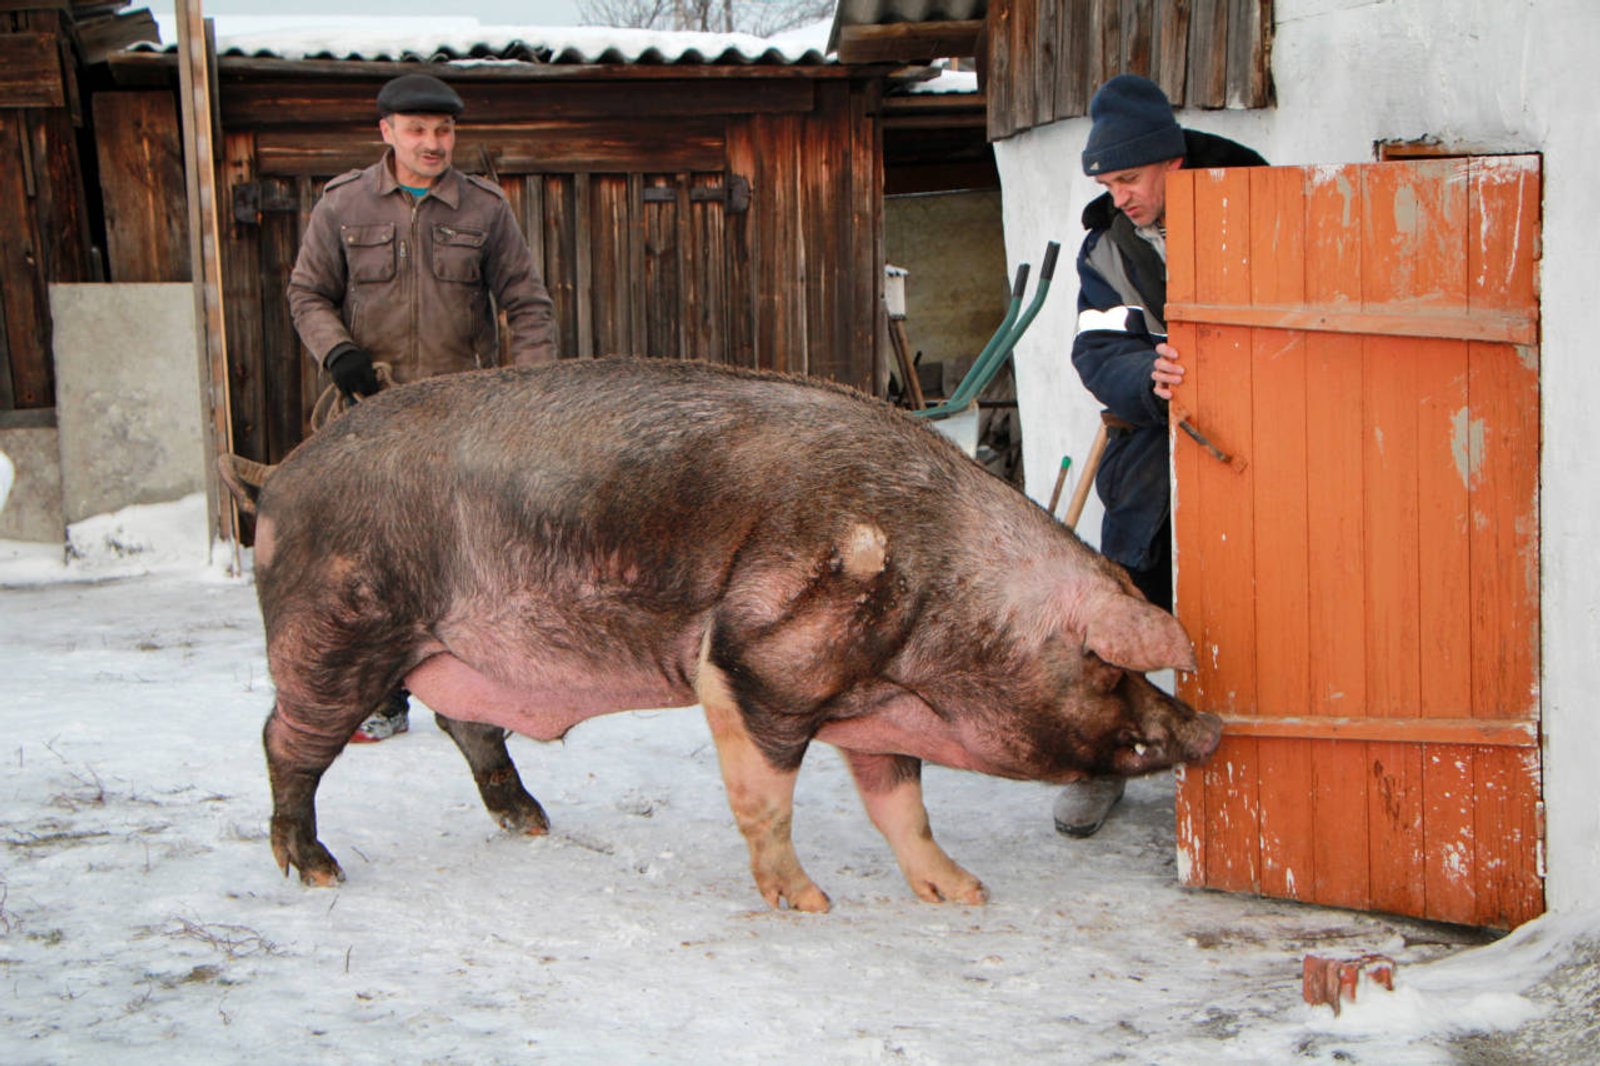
[1183,710,1224,763]
[1114,704,1224,777]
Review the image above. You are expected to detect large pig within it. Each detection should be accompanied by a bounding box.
[249,358,1219,911]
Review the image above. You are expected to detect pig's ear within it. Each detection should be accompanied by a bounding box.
[1082,593,1199,673]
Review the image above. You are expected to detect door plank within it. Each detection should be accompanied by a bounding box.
[1469,338,1540,722]
[1361,160,1469,311]
[1415,337,1473,717]
[1311,738,1371,911]
[1361,332,1422,719]
[1368,739,1426,917]
[1305,331,1367,715]
[1423,743,1478,924]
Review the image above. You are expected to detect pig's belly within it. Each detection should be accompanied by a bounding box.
[404,652,696,740]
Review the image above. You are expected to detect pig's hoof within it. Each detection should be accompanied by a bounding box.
[762,880,832,914]
[496,803,550,837]
[908,871,988,905]
[287,846,345,887]
[299,863,346,888]
[270,819,346,887]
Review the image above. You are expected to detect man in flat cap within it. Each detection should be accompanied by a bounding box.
[1053,73,1265,837]
[287,72,558,742]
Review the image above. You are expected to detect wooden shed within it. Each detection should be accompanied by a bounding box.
[98,27,898,468]
[0,0,158,417]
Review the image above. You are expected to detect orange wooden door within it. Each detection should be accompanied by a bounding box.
[1164,157,1542,929]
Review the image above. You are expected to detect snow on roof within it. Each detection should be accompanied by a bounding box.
[905,67,977,94]
[138,14,835,66]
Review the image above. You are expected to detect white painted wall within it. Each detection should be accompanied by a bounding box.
[995,0,1600,912]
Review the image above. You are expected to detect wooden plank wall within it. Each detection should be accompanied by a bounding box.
[0,6,96,412]
[93,91,191,283]
[987,0,1272,141]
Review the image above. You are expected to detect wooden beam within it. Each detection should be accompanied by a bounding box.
[175,0,238,553]
[253,120,727,177]
[74,9,162,66]
[0,33,64,109]
[219,77,814,127]
[1218,715,1539,748]
[834,21,984,64]
[1164,301,1538,346]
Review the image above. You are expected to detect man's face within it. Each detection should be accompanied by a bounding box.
[380,113,456,188]
[1094,157,1184,227]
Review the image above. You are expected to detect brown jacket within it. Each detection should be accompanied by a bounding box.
[288,152,556,382]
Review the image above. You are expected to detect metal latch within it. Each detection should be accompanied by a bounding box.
[232,182,299,226]
[639,175,750,214]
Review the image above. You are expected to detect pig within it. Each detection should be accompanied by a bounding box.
[247,357,1220,912]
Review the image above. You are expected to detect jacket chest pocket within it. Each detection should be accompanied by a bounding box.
[431,224,486,284]
[341,223,396,283]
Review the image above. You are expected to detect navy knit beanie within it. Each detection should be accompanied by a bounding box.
[1081,74,1186,176]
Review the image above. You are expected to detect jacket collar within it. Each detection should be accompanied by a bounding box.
[373,149,463,209]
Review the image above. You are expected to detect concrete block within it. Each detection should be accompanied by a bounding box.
[49,283,206,524]
[0,422,66,543]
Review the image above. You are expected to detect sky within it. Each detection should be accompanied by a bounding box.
[1,495,1597,1063]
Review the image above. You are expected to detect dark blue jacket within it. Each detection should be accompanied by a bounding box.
[1071,129,1266,570]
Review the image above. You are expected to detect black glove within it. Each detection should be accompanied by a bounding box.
[326,343,380,400]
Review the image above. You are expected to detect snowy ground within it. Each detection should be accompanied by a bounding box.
[2,498,1597,1064]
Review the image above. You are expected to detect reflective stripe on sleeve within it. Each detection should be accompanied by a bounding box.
[1075,305,1165,341]
[1076,306,1139,335]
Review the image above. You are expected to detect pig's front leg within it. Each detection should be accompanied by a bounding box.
[697,662,830,913]
[840,751,987,905]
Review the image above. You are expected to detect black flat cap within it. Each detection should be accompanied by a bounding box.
[377,74,464,117]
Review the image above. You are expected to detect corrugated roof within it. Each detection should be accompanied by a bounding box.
[832,0,987,27]
[826,0,986,58]
[131,16,833,67]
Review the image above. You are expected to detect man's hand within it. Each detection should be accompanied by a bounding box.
[1151,342,1184,400]
[326,343,380,401]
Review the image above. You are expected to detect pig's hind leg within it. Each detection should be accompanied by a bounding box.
[261,591,417,886]
[841,751,988,905]
[434,714,549,836]
[263,694,369,887]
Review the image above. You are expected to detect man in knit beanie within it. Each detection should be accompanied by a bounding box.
[1054,74,1265,839]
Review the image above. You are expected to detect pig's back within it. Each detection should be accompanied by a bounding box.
[270,359,975,518]
[256,359,1026,592]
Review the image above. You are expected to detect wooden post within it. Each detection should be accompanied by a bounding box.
[1063,423,1107,531]
[886,319,925,410]
[174,0,239,562]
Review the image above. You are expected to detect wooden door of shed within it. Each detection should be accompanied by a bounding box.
[1164,156,1542,929]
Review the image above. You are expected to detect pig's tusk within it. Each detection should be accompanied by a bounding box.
[1134,743,1148,756]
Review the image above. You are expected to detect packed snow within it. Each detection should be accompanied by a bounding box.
[2,496,1596,1063]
